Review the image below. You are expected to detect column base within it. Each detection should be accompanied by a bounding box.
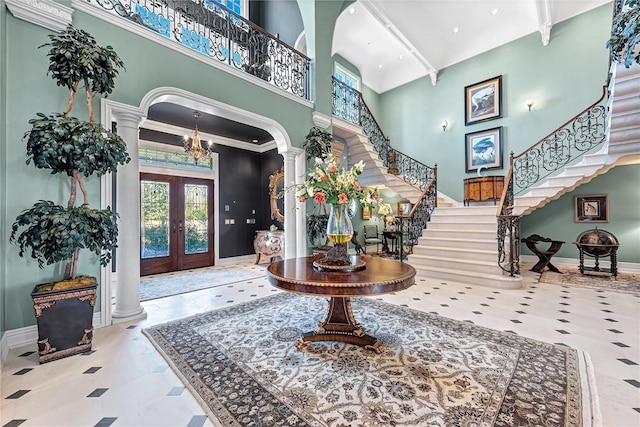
[112,307,147,324]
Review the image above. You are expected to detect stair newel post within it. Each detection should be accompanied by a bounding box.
[433,164,438,208]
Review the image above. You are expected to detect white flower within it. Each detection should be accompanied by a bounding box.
[354,160,365,174]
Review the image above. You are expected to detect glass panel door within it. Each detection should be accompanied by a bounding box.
[140,173,215,276]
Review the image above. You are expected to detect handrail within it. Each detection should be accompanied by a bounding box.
[88,0,311,99]
[397,170,438,254]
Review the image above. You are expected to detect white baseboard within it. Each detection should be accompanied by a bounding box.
[1,312,103,365]
[520,255,639,273]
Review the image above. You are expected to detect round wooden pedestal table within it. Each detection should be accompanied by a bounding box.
[266,255,416,353]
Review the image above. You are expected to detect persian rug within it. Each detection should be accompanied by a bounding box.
[139,265,264,301]
[540,268,640,295]
[142,293,598,427]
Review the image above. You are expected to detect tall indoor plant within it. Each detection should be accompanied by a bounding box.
[607,0,640,68]
[10,25,130,363]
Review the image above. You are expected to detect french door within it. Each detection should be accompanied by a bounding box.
[140,173,214,276]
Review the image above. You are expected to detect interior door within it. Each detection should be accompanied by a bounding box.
[140,173,214,275]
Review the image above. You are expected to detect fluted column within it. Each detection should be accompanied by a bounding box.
[282,150,298,259]
[111,106,147,323]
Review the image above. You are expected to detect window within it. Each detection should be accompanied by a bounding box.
[334,63,360,90]
[334,63,361,124]
[208,0,247,17]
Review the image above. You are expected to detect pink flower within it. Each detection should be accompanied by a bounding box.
[299,196,307,202]
[338,193,348,204]
[355,183,361,191]
[314,192,326,204]
[319,175,328,181]
[328,165,337,173]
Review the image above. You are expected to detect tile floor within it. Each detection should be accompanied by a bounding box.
[1,261,639,427]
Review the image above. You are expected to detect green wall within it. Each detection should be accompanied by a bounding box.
[1,7,320,330]
[1,0,7,339]
[378,4,613,201]
[521,164,640,263]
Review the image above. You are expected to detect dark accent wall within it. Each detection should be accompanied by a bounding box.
[249,0,303,47]
[216,146,282,259]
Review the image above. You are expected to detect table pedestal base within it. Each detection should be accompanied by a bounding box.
[295,297,381,353]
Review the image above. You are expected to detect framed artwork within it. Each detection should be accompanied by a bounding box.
[397,202,412,216]
[464,127,503,172]
[362,205,371,220]
[465,75,502,125]
[575,194,609,222]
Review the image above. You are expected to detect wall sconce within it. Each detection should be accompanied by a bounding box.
[440,120,448,131]
[526,98,534,111]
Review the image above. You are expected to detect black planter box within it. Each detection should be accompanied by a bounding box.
[31,280,97,363]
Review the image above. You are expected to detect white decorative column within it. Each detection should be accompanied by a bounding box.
[282,150,298,259]
[293,148,307,257]
[111,106,147,324]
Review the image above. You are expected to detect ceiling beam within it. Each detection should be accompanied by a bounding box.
[360,0,438,86]
[535,0,553,46]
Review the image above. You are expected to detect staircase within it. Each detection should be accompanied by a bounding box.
[332,63,639,290]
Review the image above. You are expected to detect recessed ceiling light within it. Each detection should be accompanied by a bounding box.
[453,27,459,33]
[349,7,355,14]
[378,64,383,69]
[252,139,258,143]
[491,8,499,15]
[399,54,404,59]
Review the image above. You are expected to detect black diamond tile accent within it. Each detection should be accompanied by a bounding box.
[605,318,618,322]
[168,386,185,396]
[624,379,640,388]
[215,295,222,297]
[503,330,518,334]
[487,297,495,300]
[492,291,501,294]
[401,304,409,307]
[601,309,614,313]
[83,367,102,374]
[440,304,449,307]
[618,358,638,366]
[429,311,438,315]
[18,351,34,357]
[613,342,630,348]
[250,294,257,297]
[6,390,30,399]
[557,319,570,323]
[433,287,440,290]
[81,350,96,356]
[226,300,234,303]
[440,282,448,285]
[560,296,570,299]
[423,292,431,295]
[523,296,532,299]
[94,417,118,427]
[556,330,570,335]
[450,297,458,300]
[258,285,264,287]
[3,420,27,427]
[458,291,466,294]
[561,290,570,293]
[412,297,421,300]
[187,415,209,427]
[597,295,607,299]
[463,320,474,323]
[472,311,482,314]
[559,310,570,314]
[465,286,472,289]
[238,289,245,292]
[554,342,569,346]
[480,303,489,307]
[13,369,33,376]
[634,408,640,414]
[559,302,570,306]
[527,290,535,293]
[516,310,526,314]
[599,302,611,305]
[520,303,530,306]
[510,319,522,323]
[152,366,168,373]
[87,388,108,397]
[608,329,623,334]
[126,325,137,329]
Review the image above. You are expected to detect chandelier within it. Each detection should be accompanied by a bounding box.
[184,111,214,164]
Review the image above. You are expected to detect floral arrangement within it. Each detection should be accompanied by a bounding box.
[297,154,380,207]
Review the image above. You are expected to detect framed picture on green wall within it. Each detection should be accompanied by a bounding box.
[575,194,609,222]
[465,127,503,172]
[465,75,502,125]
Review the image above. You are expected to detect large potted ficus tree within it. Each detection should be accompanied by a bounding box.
[10,25,130,363]
[607,0,640,68]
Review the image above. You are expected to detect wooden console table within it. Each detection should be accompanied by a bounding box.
[464,175,504,206]
[253,230,284,264]
[266,256,415,353]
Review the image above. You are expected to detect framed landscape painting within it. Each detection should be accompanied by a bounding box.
[465,75,502,125]
[465,127,503,172]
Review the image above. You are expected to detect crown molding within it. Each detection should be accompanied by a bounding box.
[5,0,73,32]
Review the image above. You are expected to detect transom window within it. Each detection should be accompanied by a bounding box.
[334,63,360,91]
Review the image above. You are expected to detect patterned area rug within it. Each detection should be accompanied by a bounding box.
[143,293,595,427]
[540,268,640,295]
[140,265,264,301]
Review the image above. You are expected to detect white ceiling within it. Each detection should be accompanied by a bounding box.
[332,0,612,93]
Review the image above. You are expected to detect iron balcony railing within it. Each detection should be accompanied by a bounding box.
[89,0,310,99]
[331,77,437,249]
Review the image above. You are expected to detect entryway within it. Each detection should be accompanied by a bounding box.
[140,173,215,275]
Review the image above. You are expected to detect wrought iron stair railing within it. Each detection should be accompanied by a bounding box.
[497,86,609,275]
[88,0,310,99]
[332,77,437,248]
